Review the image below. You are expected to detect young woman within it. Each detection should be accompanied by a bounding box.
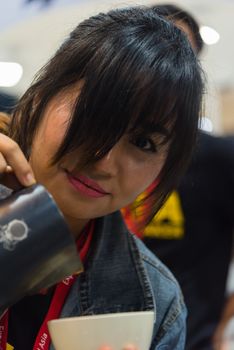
[0,6,203,350]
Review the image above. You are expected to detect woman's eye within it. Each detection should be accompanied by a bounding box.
[131,136,157,153]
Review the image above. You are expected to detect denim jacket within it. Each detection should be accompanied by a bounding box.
[50,211,187,350]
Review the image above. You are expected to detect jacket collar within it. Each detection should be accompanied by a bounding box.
[77,211,154,315]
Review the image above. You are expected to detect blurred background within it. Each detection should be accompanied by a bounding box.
[1,0,234,134]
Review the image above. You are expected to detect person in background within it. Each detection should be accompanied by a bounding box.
[125,4,234,350]
[0,6,204,350]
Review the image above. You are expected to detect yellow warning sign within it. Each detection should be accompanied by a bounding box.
[143,191,185,239]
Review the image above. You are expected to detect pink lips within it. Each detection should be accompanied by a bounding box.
[66,172,109,198]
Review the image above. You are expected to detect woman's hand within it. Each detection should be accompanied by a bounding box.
[0,133,36,190]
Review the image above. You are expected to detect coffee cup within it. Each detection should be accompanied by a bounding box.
[48,311,155,350]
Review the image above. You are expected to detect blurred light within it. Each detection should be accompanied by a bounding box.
[0,62,23,87]
[199,117,214,133]
[200,26,220,45]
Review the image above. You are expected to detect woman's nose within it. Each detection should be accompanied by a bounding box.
[93,144,121,177]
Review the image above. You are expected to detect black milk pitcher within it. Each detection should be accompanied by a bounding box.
[0,184,83,315]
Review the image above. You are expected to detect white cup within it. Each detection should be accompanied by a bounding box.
[48,311,154,350]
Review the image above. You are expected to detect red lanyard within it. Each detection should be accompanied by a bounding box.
[0,220,94,350]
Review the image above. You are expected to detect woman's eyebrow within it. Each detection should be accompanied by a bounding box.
[141,123,170,137]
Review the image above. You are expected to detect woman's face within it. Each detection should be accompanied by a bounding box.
[29,87,169,234]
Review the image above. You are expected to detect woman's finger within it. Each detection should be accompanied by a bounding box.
[0,133,36,187]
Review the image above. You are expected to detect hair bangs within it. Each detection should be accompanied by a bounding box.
[52,13,197,167]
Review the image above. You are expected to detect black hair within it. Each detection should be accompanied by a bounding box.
[152,4,204,54]
[9,6,204,224]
